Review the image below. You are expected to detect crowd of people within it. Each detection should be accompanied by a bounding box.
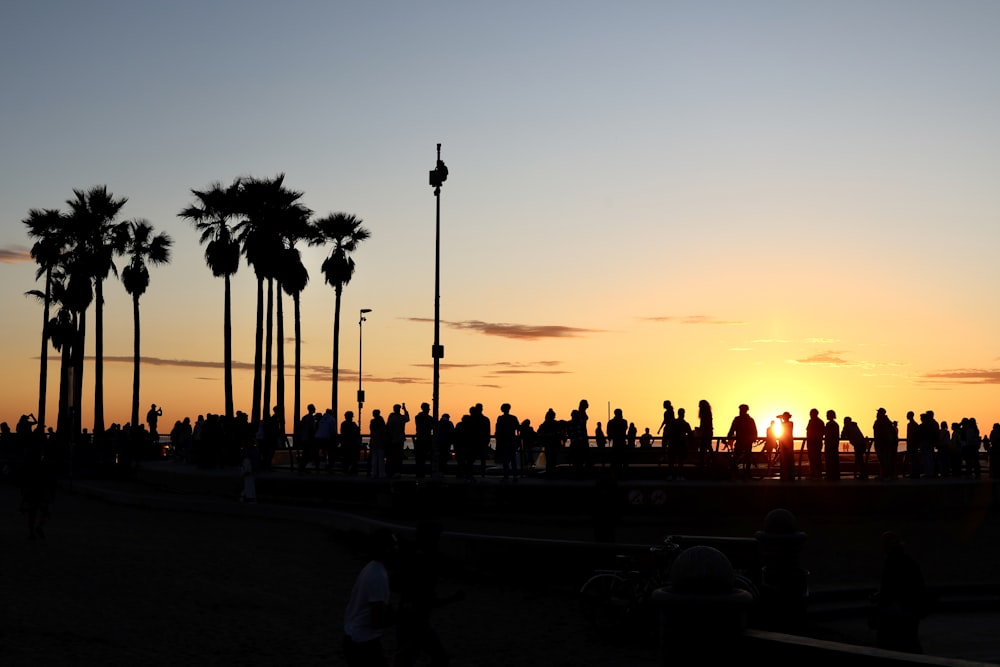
[271,398,1000,483]
[3,399,999,485]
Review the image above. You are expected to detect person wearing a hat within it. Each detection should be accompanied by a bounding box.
[777,411,795,481]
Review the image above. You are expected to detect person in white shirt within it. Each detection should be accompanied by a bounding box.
[343,528,398,666]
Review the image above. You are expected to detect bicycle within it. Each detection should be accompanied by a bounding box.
[579,536,761,637]
[578,537,680,635]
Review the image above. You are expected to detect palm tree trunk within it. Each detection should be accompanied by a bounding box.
[224,275,234,420]
[332,285,343,442]
[73,310,86,438]
[130,293,141,429]
[37,269,52,431]
[94,278,105,434]
[293,292,301,438]
[251,276,264,425]
[57,334,73,436]
[264,277,274,423]
[276,284,285,440]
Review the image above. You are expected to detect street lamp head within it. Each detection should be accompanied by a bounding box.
[360,308,372,314]
[429,143,448,189]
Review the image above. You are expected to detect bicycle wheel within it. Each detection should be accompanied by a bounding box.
[579,572,634,632]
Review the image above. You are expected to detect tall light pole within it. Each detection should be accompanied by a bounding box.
[429,143,448,477]
[358,308,372,431]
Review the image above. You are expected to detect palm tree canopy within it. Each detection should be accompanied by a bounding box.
[310,212,370,290]
[65,186,130,281]
[121,219,173,300]
[23,208,69,281]
[279,246,309,297]
[180,180,242,279]
[233,174,312,279]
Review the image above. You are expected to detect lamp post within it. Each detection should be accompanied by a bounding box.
[358,308,372,432]
[429,143,448,477]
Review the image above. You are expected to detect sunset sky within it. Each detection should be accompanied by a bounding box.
[2,1,1000,437]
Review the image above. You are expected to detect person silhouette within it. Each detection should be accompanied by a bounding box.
[872,531,926,653]
[656,400,675,448]
[436,413,455,475]
[606,409,628,472]
[385,403,410,479]
[146,404,163,441]
[764,421,778,473]
[824,410,841,481]
[495,403,520,482]
[413,402,434,479]
[369,409,388,479]
[666,407,692,480]
[297,403,318,472]
[776,411,795,481]
[842,416,867,479]
[727,404,757,479]
[806,408,824,479]
[697,399,714,468]
[340,411,362,476]
[904,411,920,479]
[519,418,536,470]
[593,421,607,467]
[343,528,399,666]
[872,408,895,480]
[536,408,562,478]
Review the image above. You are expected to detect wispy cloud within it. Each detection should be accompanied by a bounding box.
[790,353,905,371]
[404,317,602,339]
[793,351,852,366]
[0,245,31,264]
[752,338,795,344]
[412,360,569,376]
[102,354,430,386]
[103,355,256,371]
[920,368,1000,385]
[644,315,747,326]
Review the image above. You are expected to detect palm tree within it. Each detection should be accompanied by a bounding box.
[61,252,95,436]
[310,213,371,441]
[279,244,309,436]
[233,174,310,429]
[65,186,129,435]
[180,180,241,420]
[120,220,173,429]
[23,207,69,431]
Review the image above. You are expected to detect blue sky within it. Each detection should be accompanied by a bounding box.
[2,1,1000,432]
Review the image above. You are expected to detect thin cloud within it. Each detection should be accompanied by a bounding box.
[0,245,31,264]
[789,352,905,370]
[103,355,256,371]
[404,317,602,339]
[412,360,569,376]
[793,351,852,366]
[490,361,569,376]
[920,369,1000,385]
[644,315,747,325]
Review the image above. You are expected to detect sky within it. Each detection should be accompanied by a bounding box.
[2,1,1000,437]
